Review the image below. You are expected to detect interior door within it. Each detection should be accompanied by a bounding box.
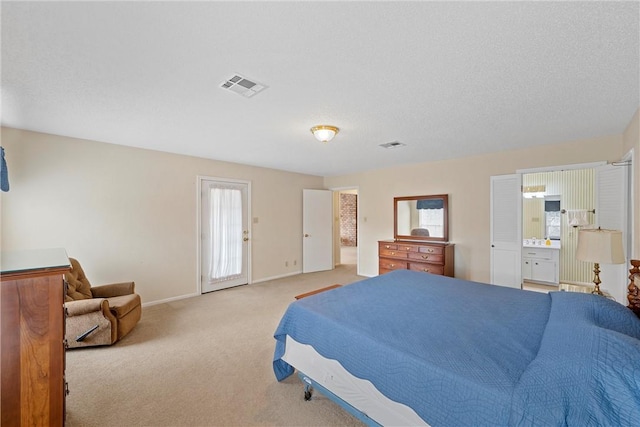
[200,178,250,293]
[490,174,522,288]
[595,164,628,303]
[303,189,333,273]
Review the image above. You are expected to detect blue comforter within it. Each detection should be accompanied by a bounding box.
[273,270,640,426]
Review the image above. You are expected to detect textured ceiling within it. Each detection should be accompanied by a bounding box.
[2,1,638,177]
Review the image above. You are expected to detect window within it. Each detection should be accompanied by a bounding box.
[544,197,561,240]
[418,208,444,237]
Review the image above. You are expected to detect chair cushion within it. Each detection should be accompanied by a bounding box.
[107,294,141,319]
[65,258,93,301]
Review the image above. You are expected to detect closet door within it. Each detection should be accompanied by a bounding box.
[595,164,628,303]
[490,174,522,288]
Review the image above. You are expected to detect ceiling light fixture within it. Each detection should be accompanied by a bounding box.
[310,125,339,143]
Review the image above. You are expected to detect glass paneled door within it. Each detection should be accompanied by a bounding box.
[200,178,250,293]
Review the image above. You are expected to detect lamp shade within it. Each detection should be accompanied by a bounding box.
[310,125,339,143]
[576,228,625,264]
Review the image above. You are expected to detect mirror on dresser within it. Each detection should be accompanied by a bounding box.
[381,194,453,277]
[394,194,449,242]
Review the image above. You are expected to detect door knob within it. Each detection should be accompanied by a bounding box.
[304,234,310,237]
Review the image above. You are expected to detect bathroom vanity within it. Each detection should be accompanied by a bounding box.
[522,240,560,285]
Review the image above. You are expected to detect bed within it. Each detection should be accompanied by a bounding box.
[273,263,640,426]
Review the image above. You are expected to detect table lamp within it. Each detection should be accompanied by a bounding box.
[576,228,625,295]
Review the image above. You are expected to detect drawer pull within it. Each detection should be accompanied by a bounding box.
[427,249,434,253]
[423,268,430,272]
[405,247,411,250]
[385,245,391,249]
[390,252,395,255]
[390,264,395,267]
[421,255,430,259]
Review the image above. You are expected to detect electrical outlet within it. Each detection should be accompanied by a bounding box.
[293,260,297,266]
[285,261,288,267]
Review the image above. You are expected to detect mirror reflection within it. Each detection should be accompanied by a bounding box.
[394,194,448,242]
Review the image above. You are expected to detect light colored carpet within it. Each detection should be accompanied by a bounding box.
[65,265,366,427]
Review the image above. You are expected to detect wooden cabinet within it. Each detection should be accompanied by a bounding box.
[522,247,559,284]
[1,249,70,427]
[378,240,454,277]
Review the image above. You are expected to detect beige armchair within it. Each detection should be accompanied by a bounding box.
[64,258,141,348]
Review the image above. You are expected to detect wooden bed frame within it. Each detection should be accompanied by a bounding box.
[628,259,640,318]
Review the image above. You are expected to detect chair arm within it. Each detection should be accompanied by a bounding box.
[91,281,136,298]
[65,298,110,317]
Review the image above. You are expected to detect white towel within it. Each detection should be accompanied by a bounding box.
[567,209,589,227]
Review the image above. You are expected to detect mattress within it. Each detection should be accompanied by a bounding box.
[282,334,428,426]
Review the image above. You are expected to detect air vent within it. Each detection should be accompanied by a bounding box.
[379,141,406,149]
[220,74,267,98]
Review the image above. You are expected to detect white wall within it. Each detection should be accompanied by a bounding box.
[3,107,637,304]
[324,134,626,283]
[0,127,323,304]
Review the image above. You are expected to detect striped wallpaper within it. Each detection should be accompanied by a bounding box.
[523,169,595,284]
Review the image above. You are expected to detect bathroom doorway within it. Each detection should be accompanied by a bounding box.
[522,168,595,291]
[520,161,630,302]
[336,189,358,266]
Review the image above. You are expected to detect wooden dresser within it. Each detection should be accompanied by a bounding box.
[378,240,454,277]
[1,248,70,427]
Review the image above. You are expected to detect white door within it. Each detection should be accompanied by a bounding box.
[490,174,522,288]
[303,189,333,273]
[595,164,628,303]
[200,178,250,293]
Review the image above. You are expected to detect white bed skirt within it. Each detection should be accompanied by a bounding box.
[282,335,429,426]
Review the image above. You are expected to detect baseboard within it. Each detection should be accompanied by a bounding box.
[142,292,199,308]
[142,269,335,305]
[251,270,302,284]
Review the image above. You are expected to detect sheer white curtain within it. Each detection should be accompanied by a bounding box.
[208,185,243,282]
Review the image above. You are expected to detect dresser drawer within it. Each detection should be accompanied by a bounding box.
[379,259,406,271]
[379,243,398,251]
[380,249,408,259]
[396,244,419,252]
[408,263,444,275]
[418,245,443,255]
[408,252,444,264]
